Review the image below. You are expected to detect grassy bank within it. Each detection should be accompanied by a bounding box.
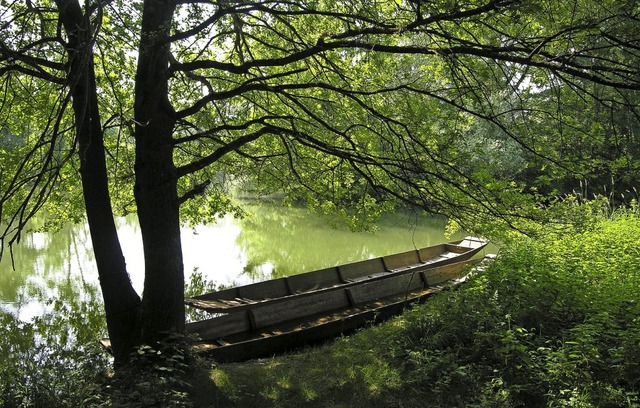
[190,209,640,408]
[3,208,640,407]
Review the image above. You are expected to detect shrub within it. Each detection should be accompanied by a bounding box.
[98,332,200,408]
[390,208,640,407]
[0,291,110,407]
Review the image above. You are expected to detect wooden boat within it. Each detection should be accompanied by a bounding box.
[186,236,487,313]
[186,256,493,363]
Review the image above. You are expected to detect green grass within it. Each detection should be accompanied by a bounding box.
[4,206,640,407]
[187,208,640,408]
[195,321,412,408]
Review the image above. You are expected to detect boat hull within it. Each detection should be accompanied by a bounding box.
[187,257,489,362]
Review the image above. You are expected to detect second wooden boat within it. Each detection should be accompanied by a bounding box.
[186,236,487,313]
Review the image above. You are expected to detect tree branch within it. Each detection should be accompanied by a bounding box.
[176,126,273,177]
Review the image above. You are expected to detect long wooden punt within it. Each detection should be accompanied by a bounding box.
[186,236,487,313]
[186,256,493,363]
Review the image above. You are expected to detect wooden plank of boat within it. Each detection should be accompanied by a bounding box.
[186,236,487,313]
[186,256,492,363]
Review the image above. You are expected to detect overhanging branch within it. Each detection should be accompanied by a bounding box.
[176,125,274,177]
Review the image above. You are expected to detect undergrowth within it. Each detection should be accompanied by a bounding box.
[389,208,640,407]
[97,332,203,408]
[3,206,640,407]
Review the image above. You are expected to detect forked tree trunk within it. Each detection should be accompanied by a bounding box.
[55,0,142,365]
[134,0,185,342]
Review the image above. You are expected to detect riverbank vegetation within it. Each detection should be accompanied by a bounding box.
[2,0,639,365]
[1,0,639,405]
[2,203,639,407]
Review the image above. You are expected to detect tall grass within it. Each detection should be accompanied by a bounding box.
[390,207,640,407]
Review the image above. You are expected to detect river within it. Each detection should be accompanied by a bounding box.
[0,201,464,322]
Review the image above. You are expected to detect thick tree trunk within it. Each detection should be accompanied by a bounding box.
[134,0,185,342]
[55,0,142,365]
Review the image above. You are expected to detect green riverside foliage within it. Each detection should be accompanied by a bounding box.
[0,287,109,407]
[97,332,203,408]
[3,207,640,407]
[391,209,640,407]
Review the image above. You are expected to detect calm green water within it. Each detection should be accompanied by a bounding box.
[0,201,466,321]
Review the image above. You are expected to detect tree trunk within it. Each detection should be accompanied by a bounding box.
[55,0,142,365]
[134,0,185,342]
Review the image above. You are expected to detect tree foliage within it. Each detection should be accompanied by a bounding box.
[2,0,638,229]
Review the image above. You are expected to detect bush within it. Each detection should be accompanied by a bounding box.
[390,209,640,407]
[0,291,110,407]
[98,332,201,408]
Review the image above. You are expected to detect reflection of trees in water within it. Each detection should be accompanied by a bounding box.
[1,225,107,400]
[241,259,274,280]
[0,239,38,301]
[235,203,460,280]
[0,221,97,307]
[1,282,109,404]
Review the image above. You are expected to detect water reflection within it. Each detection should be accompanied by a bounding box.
[236,202,459,278]
[0,222,98,321]
[1,202,462,321]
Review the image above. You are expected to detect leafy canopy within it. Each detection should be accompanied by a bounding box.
[1,0,639,239]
